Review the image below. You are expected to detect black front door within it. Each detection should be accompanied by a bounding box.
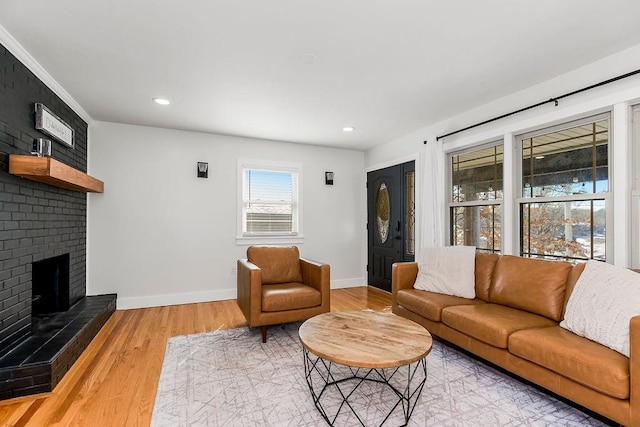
[367,161,415,292]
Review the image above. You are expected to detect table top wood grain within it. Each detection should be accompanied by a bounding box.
[298,310,432,368]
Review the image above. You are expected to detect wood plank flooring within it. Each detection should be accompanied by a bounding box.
[0,286,391,427]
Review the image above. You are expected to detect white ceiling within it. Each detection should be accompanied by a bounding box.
[2,1,640,151]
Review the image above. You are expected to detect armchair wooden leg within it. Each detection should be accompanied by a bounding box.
[261,326,267,343]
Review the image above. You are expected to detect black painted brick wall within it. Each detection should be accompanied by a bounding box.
[0,42,89,353]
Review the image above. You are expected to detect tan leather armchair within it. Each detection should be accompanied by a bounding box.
[237,246,330,342]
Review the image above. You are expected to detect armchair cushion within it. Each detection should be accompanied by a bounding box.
[247,246,303,284]
[262,283,322,312]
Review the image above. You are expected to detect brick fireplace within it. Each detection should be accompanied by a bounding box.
[0,42,115,398]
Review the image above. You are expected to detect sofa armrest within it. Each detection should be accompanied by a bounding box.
[237,259,262,326]
[300,258,331,310]
[391,262,418,310]
[630,315,640,426]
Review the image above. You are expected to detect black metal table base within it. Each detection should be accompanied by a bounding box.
[303,348,427,426]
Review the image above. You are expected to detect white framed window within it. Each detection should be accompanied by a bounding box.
[516,113,610,262]
[448,142,503,253]
[236,159,303,245]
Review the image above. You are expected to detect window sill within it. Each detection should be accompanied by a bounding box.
[236,235,304,246]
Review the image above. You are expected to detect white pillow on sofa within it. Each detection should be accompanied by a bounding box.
[560,260,640,357]
[413,246,476,299]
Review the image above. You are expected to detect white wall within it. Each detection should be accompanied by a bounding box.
[367,42,640,266]
[87,122,366,309]
[367,43,640,167]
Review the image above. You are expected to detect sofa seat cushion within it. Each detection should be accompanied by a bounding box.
[442,304,557,348]
[261,283,321,312]
[509,326,629,399]
[397,289,485,322]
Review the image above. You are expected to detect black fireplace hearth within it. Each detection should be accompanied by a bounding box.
[0,294,116,399]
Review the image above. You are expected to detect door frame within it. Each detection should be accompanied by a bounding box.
[631,104,640,268]
[365,153,421,279]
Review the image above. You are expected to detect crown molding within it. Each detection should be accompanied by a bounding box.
[0,24,93,124]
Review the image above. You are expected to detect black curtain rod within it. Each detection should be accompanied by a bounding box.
[432,68,640,142]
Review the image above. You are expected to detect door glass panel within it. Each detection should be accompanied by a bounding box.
[405,171,415,256]
[376,182,390,243]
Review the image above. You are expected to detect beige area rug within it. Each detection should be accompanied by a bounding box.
[151,322,608,426]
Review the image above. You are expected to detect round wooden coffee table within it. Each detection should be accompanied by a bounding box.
[299,310,432,426]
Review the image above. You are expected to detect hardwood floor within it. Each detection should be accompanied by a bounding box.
[0,286,391,427]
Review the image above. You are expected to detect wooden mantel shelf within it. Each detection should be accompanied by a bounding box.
[8,155,104,193]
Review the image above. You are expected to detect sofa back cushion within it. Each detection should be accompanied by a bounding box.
[562,262,586,318]
[489,255,572,321]
[247,246,303,285]
[474,253,499,301]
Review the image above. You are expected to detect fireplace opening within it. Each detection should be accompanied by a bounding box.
[32,254,70,317]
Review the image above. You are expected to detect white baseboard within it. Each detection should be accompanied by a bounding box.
[116,277,367,310]
[331,278,366,289]
[117,288,236,310]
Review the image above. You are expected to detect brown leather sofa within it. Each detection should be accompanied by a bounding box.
[237,246,330,342]
[392,253,639,426]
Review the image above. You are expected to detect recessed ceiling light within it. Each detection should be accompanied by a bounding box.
[535,155,545,159]
[299,53,317,64]
[153,97,170,105]
[342,126,355,132]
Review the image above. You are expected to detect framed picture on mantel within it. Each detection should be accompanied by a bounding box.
[35,103,74,149]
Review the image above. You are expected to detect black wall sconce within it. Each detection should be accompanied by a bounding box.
[197,162,208,178]
[325,171,334,185]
